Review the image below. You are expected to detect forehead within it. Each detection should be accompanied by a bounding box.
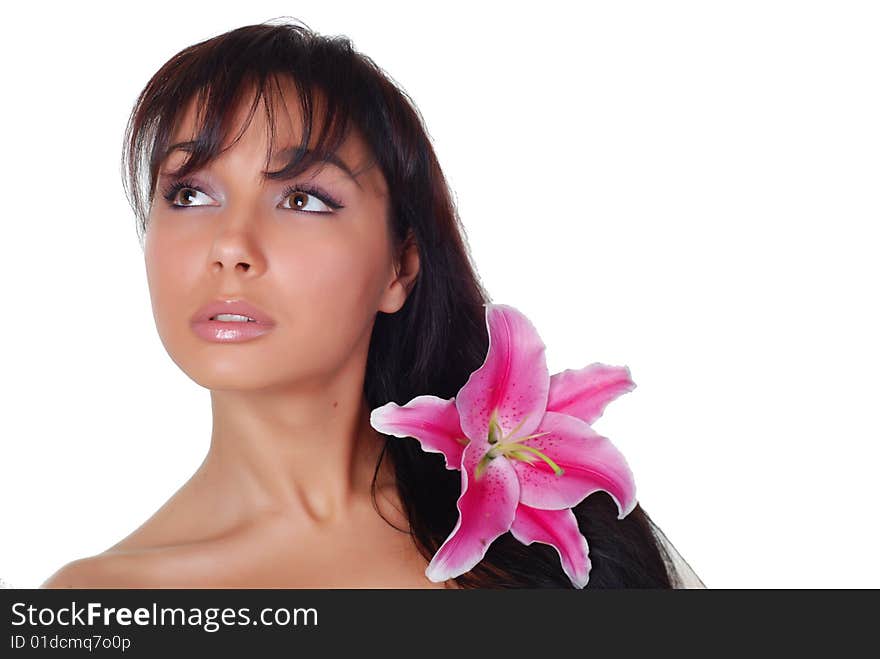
[163,76,376,177]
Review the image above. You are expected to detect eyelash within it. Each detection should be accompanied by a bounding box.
[159,178,345,213]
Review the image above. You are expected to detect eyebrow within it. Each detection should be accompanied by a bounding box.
[159,141,363,189]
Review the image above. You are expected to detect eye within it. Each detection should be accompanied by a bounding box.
[161,179,216,208]
[279,184,344,215]
[158,179,345,214]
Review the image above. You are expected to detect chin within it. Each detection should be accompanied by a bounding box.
[170,354,282,391]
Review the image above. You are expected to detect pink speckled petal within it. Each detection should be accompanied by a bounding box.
[370,395,468,470]
[510,411,637,518]
[424,437,520,583]
[509,503,591,588]
[455,304,550,443]
[547,363,637,425]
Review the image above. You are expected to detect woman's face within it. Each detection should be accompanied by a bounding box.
[144,82,401,391]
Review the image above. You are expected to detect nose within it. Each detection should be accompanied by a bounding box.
[208,219,267,278]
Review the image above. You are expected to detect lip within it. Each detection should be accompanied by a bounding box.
[190,298,276,343]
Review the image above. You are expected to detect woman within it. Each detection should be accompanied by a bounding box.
[42,19,704,588]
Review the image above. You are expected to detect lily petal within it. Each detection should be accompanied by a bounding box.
[456,304,550,443]
[509,503,591,588]
[547,363,636,425]
[369,395,468,470]
[510,410,637,518]
[425,437,521,583]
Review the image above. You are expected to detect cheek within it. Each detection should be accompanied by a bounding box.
[144,226,199,335]
[279,235,386,322]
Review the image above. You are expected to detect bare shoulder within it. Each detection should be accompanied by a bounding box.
[40,552,162,589]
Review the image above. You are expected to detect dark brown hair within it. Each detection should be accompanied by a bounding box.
[122,17,687,588]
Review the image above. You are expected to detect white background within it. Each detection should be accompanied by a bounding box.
[1,1,877,589]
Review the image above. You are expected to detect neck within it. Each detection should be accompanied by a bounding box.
[196,370,393,527]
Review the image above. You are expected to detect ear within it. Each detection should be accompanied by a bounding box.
[379,229,420,314]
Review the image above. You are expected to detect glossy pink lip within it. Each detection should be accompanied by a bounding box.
[191,320,275,343]
[190,298,276,343]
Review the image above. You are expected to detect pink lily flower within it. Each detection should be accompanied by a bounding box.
[369,304,638,588]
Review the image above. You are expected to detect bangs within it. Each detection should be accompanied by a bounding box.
[153,73,356,184]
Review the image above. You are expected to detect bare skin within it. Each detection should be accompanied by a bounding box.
[42,78,457,589]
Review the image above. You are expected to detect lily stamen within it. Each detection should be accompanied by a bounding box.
[475,433,565,480]
[501,443,565,476]
[505,430,552,445]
